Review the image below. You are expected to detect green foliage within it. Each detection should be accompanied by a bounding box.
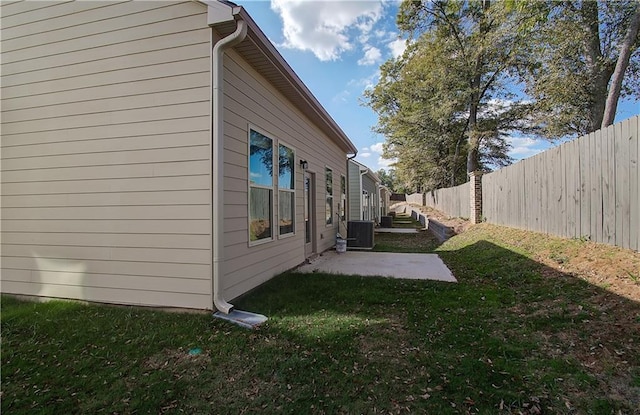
[365,0,639,190]
[521,0,640,137]
[375,168,397,192]
[364,0,538,191]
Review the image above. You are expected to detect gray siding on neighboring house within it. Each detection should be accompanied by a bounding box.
[348,160,361,221]
[362,174,378,221]
[220,48,347,301]
[0,1,212,308]
[380,187,391,217]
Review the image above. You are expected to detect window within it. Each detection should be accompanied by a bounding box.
[249,130,273,242]
[340,175,346,221]
[278,144,295,236]
[325,167,333,225]
[362,190,369,220]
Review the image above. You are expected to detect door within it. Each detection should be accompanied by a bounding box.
[304,172,317,257]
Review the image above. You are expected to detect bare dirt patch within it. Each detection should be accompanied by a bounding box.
[404,202,639,302]
[480,223,640,302]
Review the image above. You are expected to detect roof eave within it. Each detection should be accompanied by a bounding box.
[202,0,358,155]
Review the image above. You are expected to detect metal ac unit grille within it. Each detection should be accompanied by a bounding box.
[347,220,375,249]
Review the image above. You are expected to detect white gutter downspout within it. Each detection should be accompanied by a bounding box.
[212,18,247,314]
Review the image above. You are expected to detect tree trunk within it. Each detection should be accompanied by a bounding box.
[467,100,480,174]
[602,3,640,128]
[581,1,608,133]
[466,0,490,175]
[451,138,461,186]
[451,126,467,187]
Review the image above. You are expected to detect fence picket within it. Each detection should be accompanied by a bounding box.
[630,117,639,251]
[408,116,638,250]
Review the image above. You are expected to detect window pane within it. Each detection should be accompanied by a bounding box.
[326,196,333,225]
[279,190,294,235]
[250,187,272,241]
[278,144,294,189]
[249,130,273,187]
[325,168,333,195]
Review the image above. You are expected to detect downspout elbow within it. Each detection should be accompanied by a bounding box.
[212,18,247,314]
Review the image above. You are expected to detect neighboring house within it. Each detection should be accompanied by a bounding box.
[347,159,382,223]
[379,185,391,218]
[0,1,357,311]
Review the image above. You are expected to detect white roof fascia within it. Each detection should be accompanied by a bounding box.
[202,0,242,25]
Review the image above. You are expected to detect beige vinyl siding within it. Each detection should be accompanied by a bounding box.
[0,1,212,309]
[221,48,347,301]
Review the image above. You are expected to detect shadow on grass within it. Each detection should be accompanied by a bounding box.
[235,240,640,414]
[2,241,639,414]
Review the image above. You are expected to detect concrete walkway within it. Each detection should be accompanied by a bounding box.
[375,228,420,233]
[295,251,456,283]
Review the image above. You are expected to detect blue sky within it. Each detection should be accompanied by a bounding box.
[241,0,640,172]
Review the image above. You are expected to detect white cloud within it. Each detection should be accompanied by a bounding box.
[370,142,384,154]
[374,29,388,38]
[349,70,380,91]
[271,0,383,61]
[377,156,396,169]
[507,136,545,160]
[360,152,372,158]
[388,38,406,59]
[332,89,351,103]
[358,45,382,66]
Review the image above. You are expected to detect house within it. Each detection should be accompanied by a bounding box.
[0,0,357,312]
[379,185,391,218]
[347,159,382,223]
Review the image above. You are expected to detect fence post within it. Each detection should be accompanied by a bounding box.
[469,171,483,224]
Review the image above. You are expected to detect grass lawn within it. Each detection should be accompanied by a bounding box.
[2,223,639,414]
[374,213,441,253]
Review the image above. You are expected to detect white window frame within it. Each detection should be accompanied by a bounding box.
[325,166,334,227]
[248,126,275,246]
[277,141,296,239]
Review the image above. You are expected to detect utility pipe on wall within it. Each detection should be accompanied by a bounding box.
[211,18,247,314]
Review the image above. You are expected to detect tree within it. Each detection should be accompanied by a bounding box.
[602,3,640,127]
[376,168,397,192]
[522,1,640,137]
[364,0,536,191]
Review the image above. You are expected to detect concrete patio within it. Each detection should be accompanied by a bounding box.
[295,251,456,283]
[375,228,420,233]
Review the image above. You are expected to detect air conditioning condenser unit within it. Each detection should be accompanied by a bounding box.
[347,220,375,249]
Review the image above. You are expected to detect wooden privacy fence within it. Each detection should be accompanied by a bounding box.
[423,183,470,219]
[406,183,470,219]
[406,193,425,205]
[482,115,639,251]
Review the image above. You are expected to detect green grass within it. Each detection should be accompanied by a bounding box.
[374,230,441,253]
[389,212,424,228]
[2,224,639,414]
[374,213,440,253]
